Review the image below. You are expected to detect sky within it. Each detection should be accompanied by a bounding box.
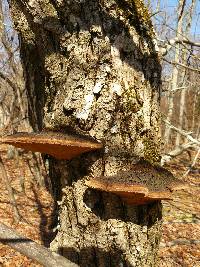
[148,0,200,39]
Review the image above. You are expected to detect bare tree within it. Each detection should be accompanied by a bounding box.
[0,0,29,131]
[164,0,186,145]
[175,0,196,147]
[148,0,200,167]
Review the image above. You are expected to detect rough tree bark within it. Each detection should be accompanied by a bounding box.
[10,1,162,266]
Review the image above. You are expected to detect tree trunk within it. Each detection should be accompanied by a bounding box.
[175,0,196,148]
[164,0,185,145]
[10,1,162,266]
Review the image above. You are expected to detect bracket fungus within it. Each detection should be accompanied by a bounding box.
[86,160,188,205]
[0,132,103,160]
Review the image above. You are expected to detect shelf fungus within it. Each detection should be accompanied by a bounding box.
[85,160,188,205]
[0,131,103,160]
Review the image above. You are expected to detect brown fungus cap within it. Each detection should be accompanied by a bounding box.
[86,160,188,205]
[1,131,103,160]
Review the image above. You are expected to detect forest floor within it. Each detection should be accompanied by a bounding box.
[159,152,200,267]
[0,144,199,267]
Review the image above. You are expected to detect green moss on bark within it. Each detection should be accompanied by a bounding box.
[143,134,160,164]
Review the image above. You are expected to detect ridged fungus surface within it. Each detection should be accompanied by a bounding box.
[86,160,188,205]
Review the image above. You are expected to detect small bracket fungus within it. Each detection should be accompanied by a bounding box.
[1,131,103,160]
[85,160,188,205]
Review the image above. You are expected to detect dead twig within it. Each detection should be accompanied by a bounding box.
[160,238,200,247]
[161,142,197,165]
[183,148,200,177]
[163,119,200,146]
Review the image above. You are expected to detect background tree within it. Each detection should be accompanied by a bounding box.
[10,0,162,266]
[163,0,186,145]
[0,0,29,131]
[148,0,200,165]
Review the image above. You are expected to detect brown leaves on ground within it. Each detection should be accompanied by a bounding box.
[159,151,200,267]
[0,144,54,267]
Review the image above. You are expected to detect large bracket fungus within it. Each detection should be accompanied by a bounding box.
[0,131,103,160]
[86,160,188,205]
[1,133,188,205]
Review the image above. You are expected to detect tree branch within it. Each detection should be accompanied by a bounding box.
[183,147,200,177]
[163,58,200,73]
[0,71,18,93]
[163,119,200,146]
[0,222,78,267]
[171,37,200,48]
[160,238,200,247]
[161,142,197,165]
[158,37,200,56]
